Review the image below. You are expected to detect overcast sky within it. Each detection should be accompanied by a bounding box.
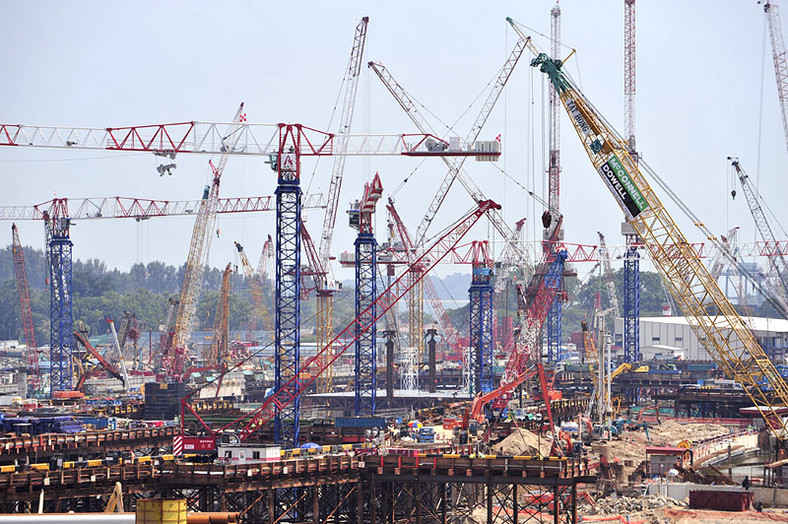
[2,1,786,295]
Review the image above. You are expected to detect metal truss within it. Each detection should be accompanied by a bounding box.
[623,246,640,363]
[274,178,301,446]
[469,281,494,395]
[546,255,565,364]
[355,232,377,414]
[49,231,73,394]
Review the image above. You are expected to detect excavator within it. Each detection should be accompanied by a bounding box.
[457,362,576,453]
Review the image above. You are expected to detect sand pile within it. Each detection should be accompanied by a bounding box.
[493,428,552,457]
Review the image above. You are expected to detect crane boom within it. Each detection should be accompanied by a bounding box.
[235,242,272,334]
[200,199,500,440]
[0,194,325,221]
[531,48,788,439]
[11,224,39,389]
[368,42,526,266]
[597,232,622,319]
[386,199,465,357]
[319,17,369,283]
[730,158,788,311]
[765,1,788,157]
[169,105,246,376]
[0,122,492,159]
[710,227,740,281]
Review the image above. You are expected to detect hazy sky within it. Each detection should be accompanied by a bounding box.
[2,1,786,295]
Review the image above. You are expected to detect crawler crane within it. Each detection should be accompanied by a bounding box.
[529,42,788,440]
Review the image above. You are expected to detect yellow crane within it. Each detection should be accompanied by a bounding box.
[209,263,233,368]
[234,241,273,338]
[166,104,246,379]
[524,34,788,440]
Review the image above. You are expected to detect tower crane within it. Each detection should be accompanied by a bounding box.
[348,172,383,414]
[469,241,494,394]
[184,199,500,442]
[234,241,273,340]
[597,232,622,320]
[5,115,498,444]
[530,43,788,441]
[11,223,40,394]
[764,1,788,157]
[729,157,788,312]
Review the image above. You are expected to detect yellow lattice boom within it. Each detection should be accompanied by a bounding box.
[532,52,788,438]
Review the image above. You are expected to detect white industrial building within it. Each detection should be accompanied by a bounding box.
[613,316,788,362]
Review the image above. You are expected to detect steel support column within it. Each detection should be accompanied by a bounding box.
[275,173,301,446]
[49,226,73,395]
[623,245,640,363]
[354,232,377,415]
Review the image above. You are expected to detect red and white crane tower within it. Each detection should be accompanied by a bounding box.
[624,0,637,156]
[549,2,562,217]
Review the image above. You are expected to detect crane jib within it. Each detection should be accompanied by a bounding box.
[597,153,649,219]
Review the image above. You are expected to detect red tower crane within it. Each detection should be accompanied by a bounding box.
[11,223,39,390]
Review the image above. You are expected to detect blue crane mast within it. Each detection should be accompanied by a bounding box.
[468,241,494,394]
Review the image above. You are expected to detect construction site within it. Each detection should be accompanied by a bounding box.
[4,1,788,523]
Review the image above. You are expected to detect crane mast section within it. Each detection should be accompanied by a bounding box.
[624,0,636,150]
[766,2,788,157]
[549,3,561,216]
[533,53,788,437]
[319,17,369,282]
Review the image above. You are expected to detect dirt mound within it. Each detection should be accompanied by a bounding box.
[493,428,552,457]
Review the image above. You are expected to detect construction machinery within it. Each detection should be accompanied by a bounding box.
[182,199,500,443]
[73,331,126,393]
[234,241,272,341]
[165,104,247,381]
[310,18,370,397]
[348,172,384,414]
[11,224,40,394]
[529,40,788,442]
[764,1,788,157]
[209,263,233,369]
[729,158,788,313]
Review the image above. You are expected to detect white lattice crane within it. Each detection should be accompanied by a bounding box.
[764,1,788,157]
[166,103,247,379]
[597,232,622,320]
